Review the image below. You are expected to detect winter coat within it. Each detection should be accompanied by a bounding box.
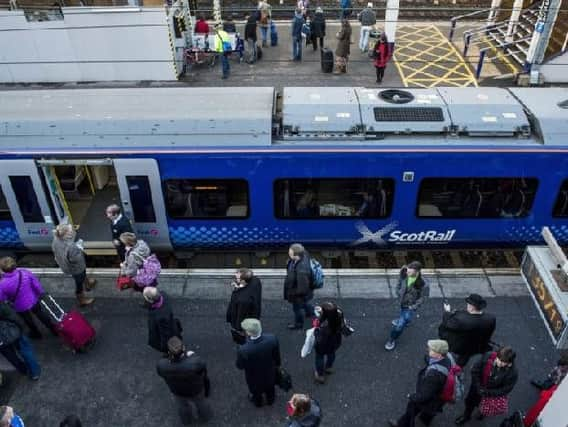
[236,333,281,394]
[438,310,496,357]
[0,302,24,345]
[157,352,209,398]
[223,22,236,32]
[286,399,322,427]
[245,15,257,41]
[411,356,452,416]
[110,215,133,242]
[310,12,326,38]
[0,269,45,313]
[470,351,518,398]
[340,0,351,9]
[226,283,261,330]
[358,8,376,26]
[122,240,151,277]
[314,321,342,355]
[248,276,263,318]
[52,235,86,276]
[373,41,390,68]
[396,267,429,309]
[291,12,304,38]
[147,292,179,353]
[335,22,352,58]
[195,19,210,34]
[284,255,313,304]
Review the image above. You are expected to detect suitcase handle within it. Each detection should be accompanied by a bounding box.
[40,294,65,323]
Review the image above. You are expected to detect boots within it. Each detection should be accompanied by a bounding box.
[77,292,94,307]
[314,371,325,384]
[85,278,97,291]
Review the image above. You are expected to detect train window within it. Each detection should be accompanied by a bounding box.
[552,180,568,217]
[0,187,12,221]
[126,176,156,223]
[417,178,538,219]
[274,178,394,219]
[164,179,249,219]
[9,176,43,223]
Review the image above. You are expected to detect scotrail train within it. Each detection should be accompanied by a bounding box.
[0,86,567,253]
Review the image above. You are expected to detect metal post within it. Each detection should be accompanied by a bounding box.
[384,0,399,53]
[476,50,486,78]
[525,0,561,71]
[486,0,502,26]
[505,0,523,42]
[463,33,472,57]
[449,19,456,41]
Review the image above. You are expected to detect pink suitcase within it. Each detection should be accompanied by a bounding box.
[41,295,96,352]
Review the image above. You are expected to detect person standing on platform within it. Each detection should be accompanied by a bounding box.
[236,318,281,407]
[310,7,326,51]
[372,32,390,84]
[285,393,322,427]
[313,302,342,384]
[226,268,262,344]
[244,12,258,64]
[258,0,272,47]
[339,0,352,19]
[0,406,25,427]
[284,243,314,330]
[119,232,151,283]
[438,293,496,367]
[143,287,181,354]
[333,19,352,74]
[358,2,376,52]
[105,204,133,262]
[385,261,428,351]
[194,14,210,34]
[291,8,304,61]
[215,24,231,79]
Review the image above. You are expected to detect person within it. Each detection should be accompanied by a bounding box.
[258,0,271,47]
[157,336,213,425]
[313,302,342,384]
[297,0,309,16]
[223,16,237,33]
[215,24,231,79]
[296,190,317,217]
[143,287,180,354]
[455,346,518,425]
[333,19,351,74]
[373,32,390,84]
[236,318,281,407]
[310,7,325,51]
[0,302,41,381]
[438,293,497,367]
[52,223,95,307]
[388,339,452,427]
[244,12,258,64]
[0,406,25,427]
[0,257,56,339]
[194,14,209,34]
[358,2,376,52]
[530,350,568,390]
[105,204,133,262]
[284,243,314,330]
[339,0,352,19]
[291,8,304,61]
[285,393,322,427]
[523,384,558,427]
[226,268,262,344]
[119,232,151,286]
[385,261,429,351]
[59,415,82,427]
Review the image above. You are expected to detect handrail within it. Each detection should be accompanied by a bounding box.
[449,7,493,41]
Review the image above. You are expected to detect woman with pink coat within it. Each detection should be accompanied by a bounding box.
[373,32,391,84]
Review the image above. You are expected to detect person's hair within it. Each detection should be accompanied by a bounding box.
[238,267,254,282]
[497,346,516,364]
[119,232,137,247]
[106,204,121,216]
[558,350,568,366]
[0,406,10,427]
[59,415,83,427]
[320,301,342,333]
[167,336,185,359]
[53,223,74,240]
[0,257,17,273]
[143,286,161,304]
[291,394,311,417]
[289,243,305,256]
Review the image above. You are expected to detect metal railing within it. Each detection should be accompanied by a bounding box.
[475,36,531,78]
[448,7,493,41]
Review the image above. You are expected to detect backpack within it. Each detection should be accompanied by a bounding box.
[428,354,465,404]
[309,257,324,289]
[134,254,161,287]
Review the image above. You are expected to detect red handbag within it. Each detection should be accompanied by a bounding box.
[116,275,133,291]
[479,352,509,417]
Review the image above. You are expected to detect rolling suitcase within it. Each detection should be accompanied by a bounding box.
[41,295,96,352]
[321,47,334,73]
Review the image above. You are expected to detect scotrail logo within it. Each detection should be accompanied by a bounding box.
[351,221,456,246]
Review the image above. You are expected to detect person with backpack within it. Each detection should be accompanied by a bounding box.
[285,393,322,427]
[119,232,155,291]
[339,0,352,19]
[455,346,518,425]
[358,2,376,52]
[284,243,314,330]
[312,302,342,384]
[214,24,231,79]
[385,261,429,351]
[389,339,453,427]
[143,287,182,354]
[244,12,258,64]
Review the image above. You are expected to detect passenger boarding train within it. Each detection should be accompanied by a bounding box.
[0,86,567,252]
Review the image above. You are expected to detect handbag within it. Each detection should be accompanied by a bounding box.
[0,319,22,348]
[116,275,133,291]
[479,351,509,417]
[230,327,246,345]
[301,327,315,358]
[275,366,292,392]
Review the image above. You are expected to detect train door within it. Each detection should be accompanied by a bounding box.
[114,159,172,251]
[0,160,54,249]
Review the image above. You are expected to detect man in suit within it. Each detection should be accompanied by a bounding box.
[236,318,281,407]
[143,287,180,354]
[105,204,133,261]
[438,293,497,367]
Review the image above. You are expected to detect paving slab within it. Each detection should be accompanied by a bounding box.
[338,276,392,298]
[438,275,494,298]
[490,275,530,297]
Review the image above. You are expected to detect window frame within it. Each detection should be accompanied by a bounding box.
[9,175,44,223]
[0,186,13,222]
[552,179,568,218]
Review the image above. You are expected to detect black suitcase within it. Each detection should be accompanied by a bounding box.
[256,44,263,61]
[321,48,333,73]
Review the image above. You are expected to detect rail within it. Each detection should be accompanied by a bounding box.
[449,7,493,41]
[463,20,510,56]
[476,37,529,78]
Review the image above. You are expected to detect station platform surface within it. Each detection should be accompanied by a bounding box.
[2,269,559,426]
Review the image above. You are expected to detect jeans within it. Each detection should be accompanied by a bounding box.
[292,36,302,60]
[18,335,41,379]
[260,26,268,44]
[390,308,415,341]
[174,392,213,425]
[18,301,57,338]
[221,54,230,78]
[292,300,314,326]
[315,351,336,376]
[72,270,86,294]
[246,39,256,63]
[359,25,371,51]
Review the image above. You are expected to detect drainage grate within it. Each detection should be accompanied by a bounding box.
[374,107,445,122]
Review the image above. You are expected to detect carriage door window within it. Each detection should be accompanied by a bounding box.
[553,180,568,217]
[0,187,13,221]
[126,176,156,223]
[9,176,43,223]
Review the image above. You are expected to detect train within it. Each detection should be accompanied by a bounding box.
[0,86,567,253]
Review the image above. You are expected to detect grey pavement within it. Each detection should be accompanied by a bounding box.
[3,296,558,426]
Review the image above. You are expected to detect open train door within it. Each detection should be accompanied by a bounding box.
[114,159,172,251]
[0,160,54,249]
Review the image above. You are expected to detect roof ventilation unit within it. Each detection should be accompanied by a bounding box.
[378,89,415,104]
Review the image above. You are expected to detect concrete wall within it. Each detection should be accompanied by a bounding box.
[0,7,178,82]
[540,50,568,83]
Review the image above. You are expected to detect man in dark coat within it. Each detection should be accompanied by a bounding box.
[143,287,180,353]
[389,339,452,427]
[105,204,133,261]
[310,7,326,50]
[283,243,314,330]
[236,318,281,407]
[244,12,258,63]
[157,336,213,425]
[438,293,496,367]
[226,268,262,344]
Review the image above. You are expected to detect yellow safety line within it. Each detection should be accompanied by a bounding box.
[50,166,73,225]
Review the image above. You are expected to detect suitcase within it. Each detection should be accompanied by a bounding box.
[321,48,334,73]
[41,295,96,352]
[256,44,263,61]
